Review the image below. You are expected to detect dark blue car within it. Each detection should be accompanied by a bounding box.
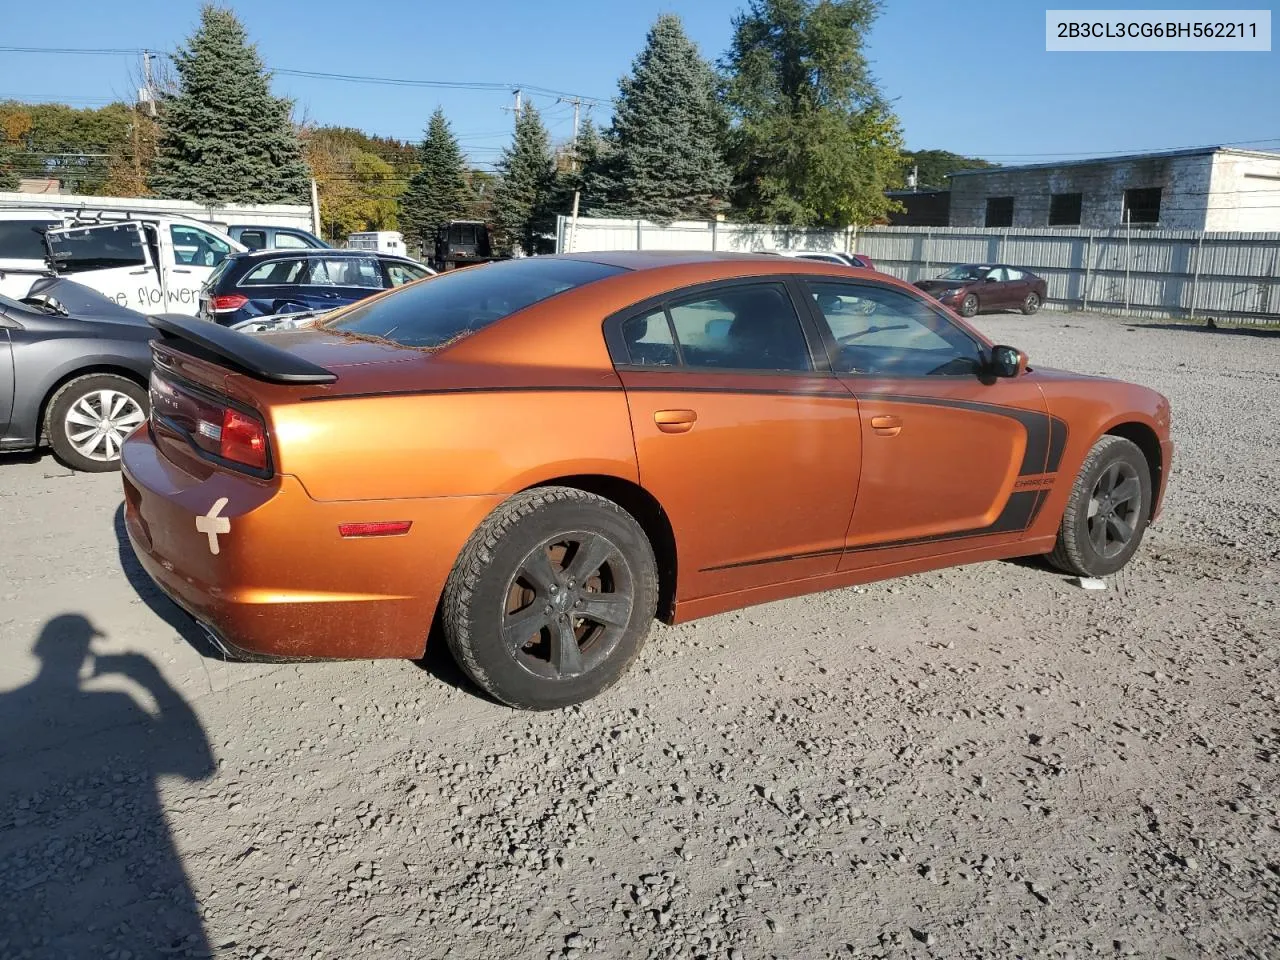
[198,249,434,327]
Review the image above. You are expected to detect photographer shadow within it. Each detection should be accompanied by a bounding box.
[0,614,215,957]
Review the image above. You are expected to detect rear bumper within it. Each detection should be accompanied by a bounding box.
[121,425,502,660]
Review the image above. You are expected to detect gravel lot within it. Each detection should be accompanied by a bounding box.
[2,309,1277,960]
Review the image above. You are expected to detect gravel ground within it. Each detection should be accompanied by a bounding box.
[1,309,1277,960]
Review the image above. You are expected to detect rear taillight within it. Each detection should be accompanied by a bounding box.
[219,409,268,470]
[210,294,248,312]
[149,371,271,474]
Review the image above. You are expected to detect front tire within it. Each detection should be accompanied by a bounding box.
[1022,292,1041,315]
[46,374,148,472]
[959,293,979,318]
[441,487,659,710]
[1048,436,1152,577]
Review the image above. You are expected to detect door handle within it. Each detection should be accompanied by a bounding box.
[654,409,697,434]
[172,268,193,274]
[871,414,902,437]
[129,268,151,275]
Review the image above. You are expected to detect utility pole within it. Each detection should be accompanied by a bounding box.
[137,50,157,117]
[513,88,522,117]
[558,96,585,254]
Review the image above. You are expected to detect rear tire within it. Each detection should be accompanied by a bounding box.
[1022,292,1041,315]
[46,374,148,473]
[441,487,658,710]
[959,293,979,318]
[1048,436,1152,577]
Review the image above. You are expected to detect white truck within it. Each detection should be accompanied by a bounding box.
[346,231,405,255]
[0,209,246,316]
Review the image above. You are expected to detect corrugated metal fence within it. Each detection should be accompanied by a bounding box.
[557,216,1280,323]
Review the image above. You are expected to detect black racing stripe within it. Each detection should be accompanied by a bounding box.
[701,546,844,573]
[298,384,623,402]
[842,490,1044,554]
[701,490,1047,571]
[870,394,1050,477]
[1047,417,1069,473]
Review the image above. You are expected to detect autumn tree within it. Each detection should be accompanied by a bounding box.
[151,5,310,202]
[400,108,471,249]
[721,0,904,226]
[493,104,558,255]
[606,14,730,222]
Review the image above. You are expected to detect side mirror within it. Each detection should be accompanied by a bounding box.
[989,344,1027,378]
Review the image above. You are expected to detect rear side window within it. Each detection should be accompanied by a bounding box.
[238,230,266,250]
[327,257,626,348]
[622,284,813,372]
[0,220,54,260]
[240,258,308,286]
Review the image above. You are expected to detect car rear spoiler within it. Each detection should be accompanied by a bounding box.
[148,314,338,385]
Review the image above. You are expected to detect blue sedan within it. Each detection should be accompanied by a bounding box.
[198,249,434,327]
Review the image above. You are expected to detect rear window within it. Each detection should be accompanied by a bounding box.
[326,257,626,348]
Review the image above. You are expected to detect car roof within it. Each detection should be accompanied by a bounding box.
[236,248,409,261]
[551,250,811,271]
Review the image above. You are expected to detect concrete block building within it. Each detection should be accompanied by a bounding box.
[947,147,1280,232]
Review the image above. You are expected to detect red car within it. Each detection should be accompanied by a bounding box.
[915,264,1047,318]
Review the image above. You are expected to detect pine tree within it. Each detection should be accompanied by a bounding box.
[150,5,310,203]
[400,108,471,249]
[0,145,18,191]
[493,104,558,255]
[607,14,730,223]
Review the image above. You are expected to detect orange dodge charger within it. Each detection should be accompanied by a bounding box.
[122,252,1172,709]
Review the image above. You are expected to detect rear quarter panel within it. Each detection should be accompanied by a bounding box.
[271,382,639,502]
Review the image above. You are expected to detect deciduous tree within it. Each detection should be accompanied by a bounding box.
[721,0,904,226]
[150,5,310,203]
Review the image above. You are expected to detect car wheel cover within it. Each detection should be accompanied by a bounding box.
[1026,293,1039,309]
[64,389,145,462]
[501,531,634,681]
[1086,460,1142,559]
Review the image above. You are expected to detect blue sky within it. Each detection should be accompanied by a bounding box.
[2,0,1277,169]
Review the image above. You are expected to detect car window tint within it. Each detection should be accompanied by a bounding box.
[666,284,812,372]
[239,230,267,251]
[308,257,383,288]
[620,309,678,366]
[809,281,983,377]
[327,257,625,348]
[274,232,310,249]
[170,224,231,268]
[0,220,55,260]
[240,258,307,286]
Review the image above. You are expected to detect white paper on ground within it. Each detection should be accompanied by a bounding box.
[1075,577,1107,590]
